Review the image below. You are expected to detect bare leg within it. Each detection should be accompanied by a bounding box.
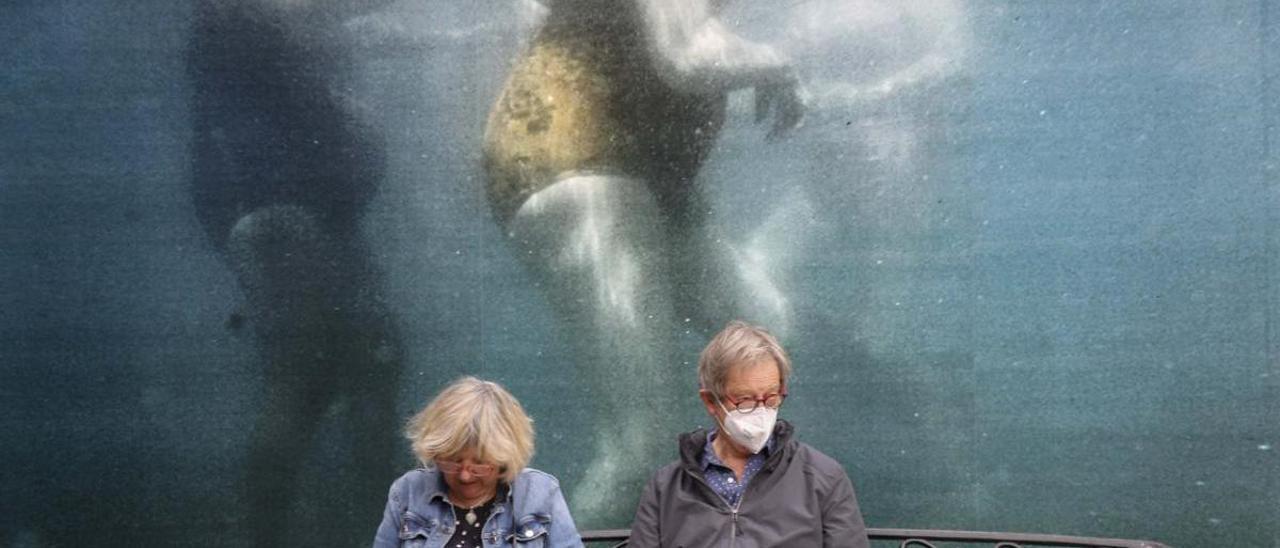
[666,217,794,338]
[507,174,686,522]
[229,206,343,547]
[227,206,402,545]
[340,298,404,545]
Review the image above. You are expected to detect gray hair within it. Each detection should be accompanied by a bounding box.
[698,320,792,397]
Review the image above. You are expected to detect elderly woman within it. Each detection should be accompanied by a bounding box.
[373,377,582,547]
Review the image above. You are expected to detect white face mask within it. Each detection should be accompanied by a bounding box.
[716,399,778,454]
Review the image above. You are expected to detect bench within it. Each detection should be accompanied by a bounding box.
[579,528,1172,547]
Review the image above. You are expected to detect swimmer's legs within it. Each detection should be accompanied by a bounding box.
[340,302,404,545]
[229,206,338,546]
[227,206,402,546]
[226,206,338,345]
[666,215,794,338]
[649,180,793,339]
[243,362,334,547]
[507,174,685,522]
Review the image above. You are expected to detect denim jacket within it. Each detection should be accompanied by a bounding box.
[373,467,583,548]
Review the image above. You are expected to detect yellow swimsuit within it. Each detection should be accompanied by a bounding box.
[482,9,726,225]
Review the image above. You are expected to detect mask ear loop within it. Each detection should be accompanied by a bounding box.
[712,395,733,434]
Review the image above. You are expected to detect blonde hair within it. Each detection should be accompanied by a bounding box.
[698,321,792,398]
[405,376,535,483]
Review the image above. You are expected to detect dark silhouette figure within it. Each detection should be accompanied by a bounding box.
[187,2,400,544]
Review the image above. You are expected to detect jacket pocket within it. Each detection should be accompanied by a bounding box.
[508,513,550,546]
[397,510,437,546]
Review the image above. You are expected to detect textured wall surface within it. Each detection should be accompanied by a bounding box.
[1,1,1275,546]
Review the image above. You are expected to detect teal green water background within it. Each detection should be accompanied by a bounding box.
[1,1,1275,546]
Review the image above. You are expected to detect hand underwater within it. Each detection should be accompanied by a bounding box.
[755,72,807,141]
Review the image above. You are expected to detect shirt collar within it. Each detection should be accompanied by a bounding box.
[701,428,775,471]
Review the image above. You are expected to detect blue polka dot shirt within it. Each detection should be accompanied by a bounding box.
[700,429,776,508]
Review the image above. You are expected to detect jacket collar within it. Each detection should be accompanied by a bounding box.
[678,419,795,476]
[419,467,514,507]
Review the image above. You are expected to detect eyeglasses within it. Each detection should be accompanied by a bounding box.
[434,460,499,478]
[720,391,787,413]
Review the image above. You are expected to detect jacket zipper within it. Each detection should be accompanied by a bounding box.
[728,462,771,548]
[730,485,747,548]
[689,431,787,547]
[687,471,739,547]
[729,504,739,547]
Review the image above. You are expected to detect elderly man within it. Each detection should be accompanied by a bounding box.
[629,321,870,547]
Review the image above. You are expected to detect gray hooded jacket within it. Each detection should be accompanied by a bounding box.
[629,420,870,548]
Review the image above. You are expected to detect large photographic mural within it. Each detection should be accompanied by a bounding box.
[2,1,1275,546]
